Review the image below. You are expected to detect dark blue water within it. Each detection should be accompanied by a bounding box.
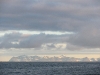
[0,62,100,75]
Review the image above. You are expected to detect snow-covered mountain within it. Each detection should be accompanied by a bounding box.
[9,55,100,62]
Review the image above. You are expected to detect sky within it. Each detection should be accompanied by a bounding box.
[0,0,100,61]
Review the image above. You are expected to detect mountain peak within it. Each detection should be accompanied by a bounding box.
[9,55,100,62]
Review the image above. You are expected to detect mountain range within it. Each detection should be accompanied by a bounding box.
[9,55,100,62]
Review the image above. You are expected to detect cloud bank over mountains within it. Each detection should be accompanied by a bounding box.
[0,0,100,51]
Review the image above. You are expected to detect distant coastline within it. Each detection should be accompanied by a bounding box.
[9,55,100,62]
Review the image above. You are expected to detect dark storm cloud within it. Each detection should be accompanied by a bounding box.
[0,0,100,31]
[0,32,68,48]
[46,44,56,49]
[0,0,100,50]
[67,26,100,49]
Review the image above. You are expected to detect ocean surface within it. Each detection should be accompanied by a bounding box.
[0,62,100,75]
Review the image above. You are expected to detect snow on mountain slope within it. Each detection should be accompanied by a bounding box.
[9,55,100,62]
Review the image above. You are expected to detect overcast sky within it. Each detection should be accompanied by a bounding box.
[0,0,100,61]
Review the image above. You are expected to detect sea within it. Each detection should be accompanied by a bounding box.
[0,62,100,75]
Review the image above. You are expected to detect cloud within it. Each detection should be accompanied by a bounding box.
[46,44,56,49]
[67,26,100,49]
[1,28,100,50]
[0,0,100,50]
[0,0,100,32]
[0,32,68,49]
[66,43,84,51]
